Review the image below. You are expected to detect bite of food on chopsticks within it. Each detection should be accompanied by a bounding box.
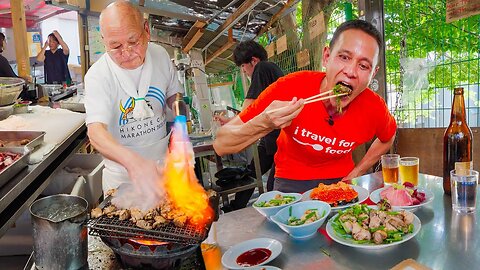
[266,83,353,114]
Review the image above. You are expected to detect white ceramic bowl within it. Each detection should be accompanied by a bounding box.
[271,200,331,239]
[221,238,282,269]
[252,191,302,219]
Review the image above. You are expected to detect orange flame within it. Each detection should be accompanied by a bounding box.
[163,127,214,230]
[129,239,168,246]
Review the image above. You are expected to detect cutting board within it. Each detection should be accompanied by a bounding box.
[0,106,85,145]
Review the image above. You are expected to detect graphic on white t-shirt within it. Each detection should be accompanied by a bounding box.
[118,86,166,126]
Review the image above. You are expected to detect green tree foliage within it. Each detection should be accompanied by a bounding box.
[384,0,480,126]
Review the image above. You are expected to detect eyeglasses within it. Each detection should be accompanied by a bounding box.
[106,33,145,56]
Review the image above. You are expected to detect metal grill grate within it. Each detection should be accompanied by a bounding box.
[87,200,208,246]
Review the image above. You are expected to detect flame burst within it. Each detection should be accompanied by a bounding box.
[163,118,214,229]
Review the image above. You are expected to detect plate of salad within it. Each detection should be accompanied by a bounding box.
[325,203,421,250]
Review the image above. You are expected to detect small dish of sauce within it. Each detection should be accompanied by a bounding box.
[236,247,272,267]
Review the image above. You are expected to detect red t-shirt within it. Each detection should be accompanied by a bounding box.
[239,71,396,180]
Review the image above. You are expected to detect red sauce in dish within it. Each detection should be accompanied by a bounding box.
[236,248,272,267]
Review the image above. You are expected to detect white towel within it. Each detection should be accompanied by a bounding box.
[104,47,154,120]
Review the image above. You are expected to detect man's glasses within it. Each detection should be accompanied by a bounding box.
[106,33,145,56]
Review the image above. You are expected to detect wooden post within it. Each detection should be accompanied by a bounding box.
[11,0,30,78]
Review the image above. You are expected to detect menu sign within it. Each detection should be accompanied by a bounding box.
[266,43,275,58]
[276,35,287,54]
[308,11,325,40]
[446,0,480,23]
[296,49,310,68]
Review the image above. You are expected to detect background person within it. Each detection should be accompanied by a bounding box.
[84,0,184,203]
[0,33,18,78]
[213,20,396,193]
[219,40,284,212]
[36,30,71,84]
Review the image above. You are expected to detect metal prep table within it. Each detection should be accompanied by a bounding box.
[0,123,86,237]
[215,172,479,270]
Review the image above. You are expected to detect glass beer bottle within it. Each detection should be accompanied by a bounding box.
[443,87,473,195]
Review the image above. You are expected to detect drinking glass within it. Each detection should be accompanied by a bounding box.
[201,222,222,270]
[381,154,400,185]
[399,157,419,186]
[450,169,478,213]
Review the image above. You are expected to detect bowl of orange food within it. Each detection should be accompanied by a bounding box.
[302,182,369,211]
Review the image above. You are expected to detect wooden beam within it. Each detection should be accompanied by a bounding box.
[181,20,207,53]
[11,0,30,78]
[202,0,262,51]
[257,0,296,37]
[205,38,236,65]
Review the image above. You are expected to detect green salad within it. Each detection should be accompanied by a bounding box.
[287,207,326,226]
[330,202,415,245]
[254,194,297,207]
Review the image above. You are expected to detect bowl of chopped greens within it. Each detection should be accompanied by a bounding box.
[252,191,302,219]
[271,200,331,239]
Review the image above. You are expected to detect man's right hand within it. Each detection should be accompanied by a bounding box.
[43,40,48,49]
[126,156,165,199]
[261,97,304,129]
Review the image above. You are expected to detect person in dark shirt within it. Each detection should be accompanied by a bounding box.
[219,40,284,211]
[36,30,71,84]
[0,33,18,77]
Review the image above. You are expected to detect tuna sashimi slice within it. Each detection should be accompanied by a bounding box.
[380,186,414,206]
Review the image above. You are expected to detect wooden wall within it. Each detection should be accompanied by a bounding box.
[396,128,480,177]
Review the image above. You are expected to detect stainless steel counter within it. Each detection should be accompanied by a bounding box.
[216,173,479,270]
[0,123,86,237]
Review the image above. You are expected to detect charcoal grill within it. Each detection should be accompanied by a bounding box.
[87,194,218,269]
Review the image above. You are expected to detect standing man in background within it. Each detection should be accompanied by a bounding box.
[36,30,71,84]
[218,40,284,212]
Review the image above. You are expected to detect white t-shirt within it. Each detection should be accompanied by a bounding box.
[84,43,184,148]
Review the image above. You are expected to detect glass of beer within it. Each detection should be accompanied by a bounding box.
[381,154,399,184]
[399,157,420,186]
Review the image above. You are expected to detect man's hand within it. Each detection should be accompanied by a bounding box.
[213,114,231,125]
[43,40,48,49]
[52,30,63,42]
[262,97,304,129]
[126,156,165,200]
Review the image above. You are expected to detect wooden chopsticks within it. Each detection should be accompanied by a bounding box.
[265,90,348,114]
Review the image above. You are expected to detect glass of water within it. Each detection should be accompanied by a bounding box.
[450,169,478,213]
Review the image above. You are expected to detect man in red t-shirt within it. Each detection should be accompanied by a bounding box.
[213,20,397,193]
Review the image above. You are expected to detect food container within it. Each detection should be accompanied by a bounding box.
[0,104,13,120]
[0,130,45,150]
[0,146,30,189]
[0,77,25,106]
[271,200,331,239]
[252,191,302,219]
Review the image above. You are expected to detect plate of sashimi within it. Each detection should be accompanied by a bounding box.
[369,183,434,212]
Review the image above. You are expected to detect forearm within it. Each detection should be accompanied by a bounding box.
[87,123,140,171]
[36,48,46,62]
[213,114,273,155]
[347,136,395,179]
[59,40,69,55]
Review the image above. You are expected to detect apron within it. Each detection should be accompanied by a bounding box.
[102,132,170,193]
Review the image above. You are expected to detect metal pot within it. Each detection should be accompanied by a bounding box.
[30,194,88,270]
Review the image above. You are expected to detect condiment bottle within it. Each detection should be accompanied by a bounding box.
[443,87,473,195]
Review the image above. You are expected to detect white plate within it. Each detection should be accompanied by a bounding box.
[302,185,369,211]
[369,187,434,211]
[246,266,282,270]
[221,238,282,269]
[326,209,421,250]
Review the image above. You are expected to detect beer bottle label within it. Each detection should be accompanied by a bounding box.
[455,161,473,176]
